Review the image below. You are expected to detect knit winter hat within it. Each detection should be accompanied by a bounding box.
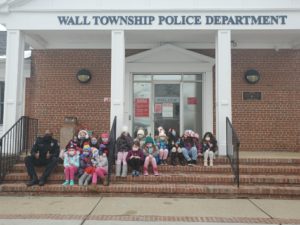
[83,144,91,151]
[91,147,99,156]
[101,133,109,144]
[67,144,77,155]
[122,126,128,133]
[145,136,154,144]
[157,126,164,133]
[137,128,145,137]
[159,131,166,137]
[78,130,89,139]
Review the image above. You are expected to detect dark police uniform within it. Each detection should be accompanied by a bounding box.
[25,134,60,186]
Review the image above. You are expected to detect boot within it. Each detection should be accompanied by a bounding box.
[84,174,92,186]
[115,163,121,177]
[153,166,159,176]
[209,159,213,167]
[121,164,128,177]
[79,173,88,186]
[178,153,185,166]
[171,152,177,166]
[204,160,208,167]
[26,176,39,187]
[143,167,149,176]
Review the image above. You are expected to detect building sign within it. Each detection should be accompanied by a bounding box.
[162,103,173,118]
[155,97,180,103]
[135,98,149,117]
[58,15,288,26]
[243,92,262,100]
[154,104,162,113]
[187,97,198,105]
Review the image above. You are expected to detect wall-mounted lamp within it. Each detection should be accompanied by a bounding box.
[76,69,92,83]
[244,69,260,84]
[231,40,237,48]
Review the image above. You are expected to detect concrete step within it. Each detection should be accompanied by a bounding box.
[1,183,300,198]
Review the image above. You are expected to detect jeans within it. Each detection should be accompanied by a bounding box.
[182,147,197,161]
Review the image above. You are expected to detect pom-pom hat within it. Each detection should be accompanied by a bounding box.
[145,136,154,144]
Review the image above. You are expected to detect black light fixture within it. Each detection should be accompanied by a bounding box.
[76,69,92,83]
[244,69,260,84]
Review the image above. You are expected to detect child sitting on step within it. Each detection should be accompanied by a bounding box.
[78,144,94,186]
[143,136,159,176]
[91,149,108,185]
[62,144,80,186]
[126,140,144,176]
[202,132,218,167]
[115,126,133,177]
[156,129,169,165]
[168,128,185,166]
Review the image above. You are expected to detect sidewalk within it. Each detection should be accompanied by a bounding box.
[0,196,300,224]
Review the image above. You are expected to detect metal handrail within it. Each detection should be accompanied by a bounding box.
[226,117,240,187]
[0,116,38,183]
[106,116,117,186]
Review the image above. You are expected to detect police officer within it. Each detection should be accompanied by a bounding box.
[25,130,60,186]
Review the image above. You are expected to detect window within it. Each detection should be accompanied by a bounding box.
[0,82,4,124]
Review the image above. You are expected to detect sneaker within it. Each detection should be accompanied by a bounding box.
[144,171,149,176]
[187,160,193,166]
[69,180,74,186]
[62,180,69,186]
[135,171,140,176]
[154,172,159,176]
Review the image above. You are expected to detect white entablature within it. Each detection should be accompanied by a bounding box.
[1,0,300,12]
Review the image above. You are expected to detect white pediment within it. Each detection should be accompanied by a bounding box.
[126,44,214,65]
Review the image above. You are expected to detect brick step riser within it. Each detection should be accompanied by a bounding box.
[4,176,235,185]
[2,186,300,199]
[10,165,233,174]
[1,192,300,199]
[10,166,300,175]
[5,174,300,185]
[17,156,300,166]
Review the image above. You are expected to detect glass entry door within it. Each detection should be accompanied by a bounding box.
[132,74,202,137]
[153,84,180,134]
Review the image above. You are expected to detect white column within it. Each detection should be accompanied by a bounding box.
[111,30,125,136]
[202,71,213,136]
[3,30,25,132]
[215,30,232,155]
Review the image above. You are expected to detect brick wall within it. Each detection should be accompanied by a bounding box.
[231,49,300,152]
[25,49,112,141]
[25,49,300,151]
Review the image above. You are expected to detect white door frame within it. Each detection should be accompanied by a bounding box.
[125,44,214,137]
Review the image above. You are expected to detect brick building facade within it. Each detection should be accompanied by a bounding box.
[25,49,300,152]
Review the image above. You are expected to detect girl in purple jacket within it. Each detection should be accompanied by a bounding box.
[126,140,144,177]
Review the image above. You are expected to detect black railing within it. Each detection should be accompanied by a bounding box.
[106,116,117,186]
[226,117,240,187]
[0,116,38,183]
